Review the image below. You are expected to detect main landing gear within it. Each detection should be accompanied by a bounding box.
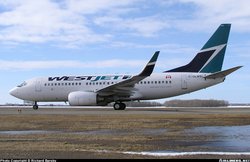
[33,101,39,110]
[113,102,126,110]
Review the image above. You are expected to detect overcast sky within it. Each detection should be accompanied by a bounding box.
[1,0,249,104]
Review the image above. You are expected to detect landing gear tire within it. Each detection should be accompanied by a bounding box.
[33,102,38,110]
[113,103,126,110]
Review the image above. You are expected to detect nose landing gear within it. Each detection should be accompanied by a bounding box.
[33,102,39,110]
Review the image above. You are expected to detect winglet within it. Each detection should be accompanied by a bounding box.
[138,51,160,77]
[205,66,242,79]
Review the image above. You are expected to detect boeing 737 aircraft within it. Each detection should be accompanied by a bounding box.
[9,24,242,110]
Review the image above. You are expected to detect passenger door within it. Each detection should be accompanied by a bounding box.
[181,74,188,90]
[35,79,42,92]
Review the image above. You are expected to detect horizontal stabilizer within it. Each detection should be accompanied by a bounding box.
[205,66,242,79]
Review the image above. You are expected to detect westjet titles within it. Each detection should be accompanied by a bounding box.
[48,75,132,82]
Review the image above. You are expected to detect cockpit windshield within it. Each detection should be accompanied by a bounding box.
[17,81,27,88]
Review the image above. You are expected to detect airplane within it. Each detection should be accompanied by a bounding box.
[9,24,242,110]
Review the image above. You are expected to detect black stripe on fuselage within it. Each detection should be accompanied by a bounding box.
[165,50,215,73]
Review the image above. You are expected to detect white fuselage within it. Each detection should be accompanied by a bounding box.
[10,72,224,103]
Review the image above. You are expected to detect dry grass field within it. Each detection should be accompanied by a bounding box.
[0,107,250,159]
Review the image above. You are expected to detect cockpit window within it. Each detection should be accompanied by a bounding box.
[17,81,27,87]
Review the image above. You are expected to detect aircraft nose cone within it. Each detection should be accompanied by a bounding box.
[9,87,19,98]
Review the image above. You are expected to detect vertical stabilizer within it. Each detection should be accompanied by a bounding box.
[165,24,231,73]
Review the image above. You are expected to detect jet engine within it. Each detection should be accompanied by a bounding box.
[68,91,97,106]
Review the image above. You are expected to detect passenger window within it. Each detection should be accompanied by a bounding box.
[79,83,81,85]
[44,83,47,86]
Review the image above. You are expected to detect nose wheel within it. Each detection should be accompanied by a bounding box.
[113,102,126,110]
[33,102,39,110]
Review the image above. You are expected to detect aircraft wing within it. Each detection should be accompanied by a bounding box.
[96,51,160,97]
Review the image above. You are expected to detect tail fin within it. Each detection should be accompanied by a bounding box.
[165,24,231,73]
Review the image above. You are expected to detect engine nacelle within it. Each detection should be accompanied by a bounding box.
[68,91,97,106]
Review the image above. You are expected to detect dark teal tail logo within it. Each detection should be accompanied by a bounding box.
[165,24,231,73]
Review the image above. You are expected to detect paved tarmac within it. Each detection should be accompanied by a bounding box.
[1,106,250,115]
